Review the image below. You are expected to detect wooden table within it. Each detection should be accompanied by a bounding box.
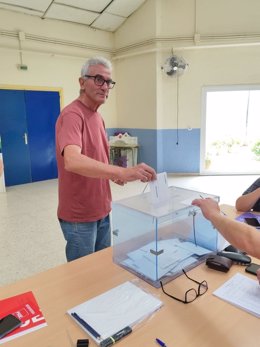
[1,206,260,347]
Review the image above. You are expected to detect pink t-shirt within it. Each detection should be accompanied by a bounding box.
[56,99,111,222]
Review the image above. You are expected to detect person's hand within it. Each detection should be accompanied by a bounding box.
[119,163,156,183]
[112,178,126,186]
[192,198,221,221]
[257,268,260,285]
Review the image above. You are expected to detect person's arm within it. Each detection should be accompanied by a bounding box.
[192,198,260,259]
[63,144,156,183]
[235,188,260,211]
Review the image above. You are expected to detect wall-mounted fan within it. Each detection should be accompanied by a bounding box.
[161,55,188,77]
[161,54,188,146]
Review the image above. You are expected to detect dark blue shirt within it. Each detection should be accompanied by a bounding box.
[243,178,260,211]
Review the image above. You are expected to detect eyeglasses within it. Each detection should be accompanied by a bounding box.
[84,74,116,89]
[160,269,208,304]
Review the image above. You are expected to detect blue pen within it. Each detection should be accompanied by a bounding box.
[71,312,101,340]
[156,338,167,347]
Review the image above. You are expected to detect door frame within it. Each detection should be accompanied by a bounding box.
[0,84,63,104]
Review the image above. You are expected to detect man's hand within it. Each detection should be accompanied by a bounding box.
[120,163,157,183]
[112,178,125,186]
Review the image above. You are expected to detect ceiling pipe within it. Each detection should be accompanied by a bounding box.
[113,40,260,60]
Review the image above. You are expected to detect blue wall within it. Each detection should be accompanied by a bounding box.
[107,128,200,173]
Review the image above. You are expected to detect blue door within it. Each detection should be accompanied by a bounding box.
[0,90,32,186]
[0,89,60,186]
[25,91,60,181]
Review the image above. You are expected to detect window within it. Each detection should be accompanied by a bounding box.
[201,86,260,174]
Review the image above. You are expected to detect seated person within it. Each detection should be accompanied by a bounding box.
[235,177,260,212]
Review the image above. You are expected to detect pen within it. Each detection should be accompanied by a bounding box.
[156,338,167,347]
[100,326,132,347]
[71,312,101,340]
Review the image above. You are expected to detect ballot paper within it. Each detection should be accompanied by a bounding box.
[149,172,170,205]
[122,238,212,281]
[213,273,260,318]
[67,281,163,345]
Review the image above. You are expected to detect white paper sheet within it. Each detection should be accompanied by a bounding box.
[149,172,170,205]
[213,273,260,317]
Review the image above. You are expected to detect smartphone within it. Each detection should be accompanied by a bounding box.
[245,263,260,276]
[0,314,22,339]
[244,217,260,228]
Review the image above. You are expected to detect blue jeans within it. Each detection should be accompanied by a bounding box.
[59,215,111,262]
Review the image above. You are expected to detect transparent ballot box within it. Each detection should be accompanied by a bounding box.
[112,186,220,288]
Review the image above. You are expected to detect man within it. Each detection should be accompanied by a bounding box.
[56,56,156,262]
[192,197,260,283]
[235,177,260,212]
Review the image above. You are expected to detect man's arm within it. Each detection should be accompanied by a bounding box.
[192,198,260,259]
[63,144,156,183]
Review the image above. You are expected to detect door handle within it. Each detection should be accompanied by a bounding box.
[23,133,28,145]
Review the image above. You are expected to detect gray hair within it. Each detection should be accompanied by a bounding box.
[81,56,112,77]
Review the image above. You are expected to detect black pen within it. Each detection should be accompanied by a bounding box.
[100,326,132,347]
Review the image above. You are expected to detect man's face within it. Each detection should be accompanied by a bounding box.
[79,64,112,107]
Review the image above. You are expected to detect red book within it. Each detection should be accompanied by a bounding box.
[0,291,47,344]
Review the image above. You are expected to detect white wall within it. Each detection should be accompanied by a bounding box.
[114,0,260,130]
[115,53,157,129]
[114,0,157,48]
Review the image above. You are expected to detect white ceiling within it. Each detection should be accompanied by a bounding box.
[0,0,146,32]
